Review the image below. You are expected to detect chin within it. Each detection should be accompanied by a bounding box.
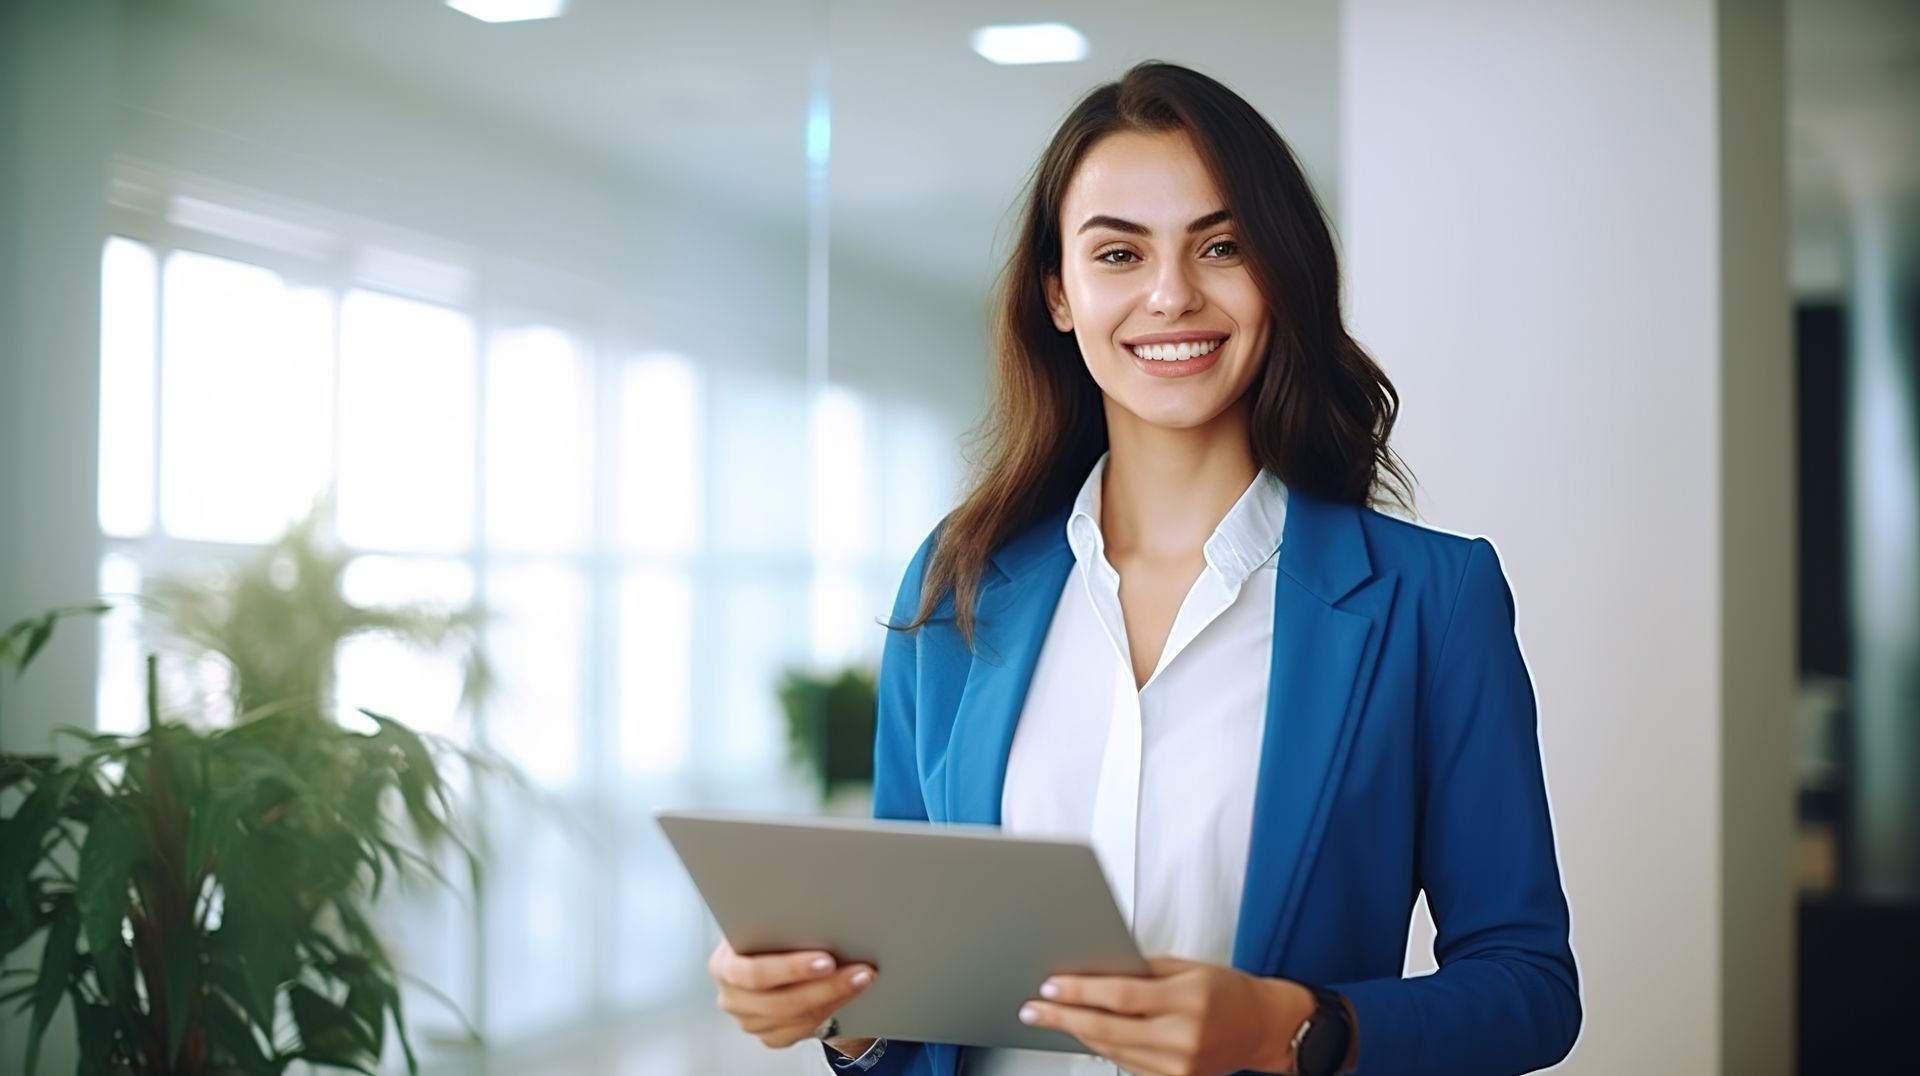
[1115,399,1234,433]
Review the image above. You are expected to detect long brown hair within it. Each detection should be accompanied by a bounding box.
[905,61,1414,644]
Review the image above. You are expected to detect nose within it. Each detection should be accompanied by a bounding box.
[1145,256,1201,318]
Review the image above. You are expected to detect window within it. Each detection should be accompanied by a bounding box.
[92,184,953,1051]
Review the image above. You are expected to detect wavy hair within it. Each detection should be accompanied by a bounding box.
[904,61,1414,644]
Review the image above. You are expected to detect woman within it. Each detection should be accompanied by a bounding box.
[709,61,1580,1076]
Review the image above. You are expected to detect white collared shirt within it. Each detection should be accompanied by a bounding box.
[964,453,1286,1076]
[823,455,1287,1076]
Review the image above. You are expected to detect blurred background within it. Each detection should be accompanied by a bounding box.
[0,0,1913,1073]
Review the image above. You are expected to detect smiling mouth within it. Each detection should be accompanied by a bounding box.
[1128,338,1225,362]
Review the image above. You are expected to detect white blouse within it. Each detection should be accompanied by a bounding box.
[967,454,1285,1076]
[826,455,1287,1076]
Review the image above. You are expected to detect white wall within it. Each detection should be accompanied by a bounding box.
[1341,1,1793,1072]
[0,6,116,1069]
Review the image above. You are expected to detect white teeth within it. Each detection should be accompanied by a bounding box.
[1128,338,1224,361]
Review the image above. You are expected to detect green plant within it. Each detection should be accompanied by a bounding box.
[0,509,494,1075]
[777,666,877,800]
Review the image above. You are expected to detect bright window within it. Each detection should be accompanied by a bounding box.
[159,251,334,544]
[98,239,156,539]
[91,216,943,1052]
[336,289,476,553]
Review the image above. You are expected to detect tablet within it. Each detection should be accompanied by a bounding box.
[655,809,1147,1053]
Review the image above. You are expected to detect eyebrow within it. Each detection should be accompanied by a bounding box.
[1076,208,1233,237]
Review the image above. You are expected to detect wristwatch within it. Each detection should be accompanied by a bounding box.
[1288,985,1352,1076]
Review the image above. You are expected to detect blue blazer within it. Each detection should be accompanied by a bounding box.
[852,488,1581,1075]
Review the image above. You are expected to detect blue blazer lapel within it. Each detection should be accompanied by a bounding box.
[1232,491,1397,974]
[934,493,1396,978]
[944,506,1074,825]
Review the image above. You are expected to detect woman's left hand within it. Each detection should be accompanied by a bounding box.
[1017,956,1308,1076]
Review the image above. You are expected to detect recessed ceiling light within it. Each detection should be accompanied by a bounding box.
[970,22,1090,66]
[446,0,567,24]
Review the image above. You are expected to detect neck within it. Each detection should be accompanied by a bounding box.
[1099,397,1259,562]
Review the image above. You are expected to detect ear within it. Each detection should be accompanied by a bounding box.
[1043,273,1073,333]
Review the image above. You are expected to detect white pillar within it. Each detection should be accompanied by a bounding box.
[1341,1,1793,1072]
[0,0,114,751]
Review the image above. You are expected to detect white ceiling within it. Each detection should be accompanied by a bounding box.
[151,0,1917,298]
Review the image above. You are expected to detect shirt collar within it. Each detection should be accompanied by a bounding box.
[1064,451,1289,589]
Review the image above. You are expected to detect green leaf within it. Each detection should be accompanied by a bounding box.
[343,982,385,1059]
[365,714,450,841]
[200,991,277,1075]
[290,981,376,1060]
[0,970,39,1006]
[19,618,55,671]
[0,603,110,675]
[23,899,78,1075]
[0,876,46,957]
[0,614,41,668]
[74,805,138,961]
[86,930,133,1012]
[71,997,117,1076]
[0,754,56,794]
[0,768,81,890]
[212,856,295,1033]
[326,900,392,971]
[185,794,240,883]
[386,978,419,1074]
[163,929,199,1064]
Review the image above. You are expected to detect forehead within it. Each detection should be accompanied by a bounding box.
[1061,129,1225,228]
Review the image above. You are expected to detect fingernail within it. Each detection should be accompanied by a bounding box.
[1039,980,1060,1000]
[851,969,873,988]
[1018,1005,1039,1025]
[811,956,833,973]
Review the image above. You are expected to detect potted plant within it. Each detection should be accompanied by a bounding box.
[777,666,878,810]
[0,509,494,1074]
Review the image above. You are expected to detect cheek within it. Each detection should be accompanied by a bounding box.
[1064,270,1133,326]
[1067,286,1116,332]
[1222,279,1269,329]
[1227,290,1271,355]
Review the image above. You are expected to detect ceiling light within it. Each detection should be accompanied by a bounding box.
[446,0,567,24]
[970,23,1089,66]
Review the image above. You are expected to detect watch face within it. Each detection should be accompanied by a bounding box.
[1296,992,1351,1076]
[1297,1026,1341,1076]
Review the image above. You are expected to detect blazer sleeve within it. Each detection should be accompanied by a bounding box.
[817,528,944,1076]
[872,529,937,825]
[1328,538,1582,1074]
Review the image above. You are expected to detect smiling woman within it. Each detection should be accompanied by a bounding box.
[1046,132,1272,449]
[706,60,1581,1076]
[914,63,1414,651]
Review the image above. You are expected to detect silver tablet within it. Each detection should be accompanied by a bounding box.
[656,809,1148,1053]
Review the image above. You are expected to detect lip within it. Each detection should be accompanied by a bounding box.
[1130,345,1224,379]
[1120,330,1229,347]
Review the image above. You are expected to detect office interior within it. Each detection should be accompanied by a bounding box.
[1,1,1914,1073]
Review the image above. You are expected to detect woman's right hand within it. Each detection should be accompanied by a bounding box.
[708,939,879,1054]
